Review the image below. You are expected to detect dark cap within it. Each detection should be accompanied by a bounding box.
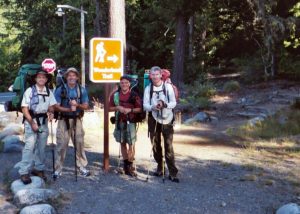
[34,70,51,78]
[33,70,52,82]
[120,75,131,82]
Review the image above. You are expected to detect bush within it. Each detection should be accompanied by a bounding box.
[183,80,216,98]
[87,84,104,102]
[180,96,211,111]
[228,108,300,139]
[223,80,240,93]
[180,79,216,111]
[279,55,300,80]
[231,55,265,84]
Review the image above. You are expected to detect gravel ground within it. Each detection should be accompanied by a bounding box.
[1,80,300,213]
[1,126,297,214]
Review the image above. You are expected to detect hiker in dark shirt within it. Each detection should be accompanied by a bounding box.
[109,76,142,176]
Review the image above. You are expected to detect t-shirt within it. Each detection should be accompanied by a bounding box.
[109,90,142,123]
[54,84,89,116]
[21,85,57,113]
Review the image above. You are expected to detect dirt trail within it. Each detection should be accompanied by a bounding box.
[1,79,300,213]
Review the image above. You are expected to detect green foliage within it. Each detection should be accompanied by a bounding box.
[87,84,104,101]
[278,54,300,80]
[180,78,216,111]
[0,0,299,91]
[0,7,21,91]
[223,80,240,93]
[180,96,211,111]
[231,55,265,83]
[228,109,300,139]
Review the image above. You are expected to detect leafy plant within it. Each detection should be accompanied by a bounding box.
[223,80,240,93]
[228,108,300,139]
[179,78,216,111]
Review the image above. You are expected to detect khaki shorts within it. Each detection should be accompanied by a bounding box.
[113,122,137,145]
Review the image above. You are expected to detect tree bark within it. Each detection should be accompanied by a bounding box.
[173,14,188,87]
[201,29,207,72]
[254,0,279,78]
[109,0,126,66]
[188,16,194,60]
[94,0,101,37]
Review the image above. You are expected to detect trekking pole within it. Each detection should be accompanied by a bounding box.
[160,109,165,183]
[117,143,121,172]
[73,112,78,182]
[116,113,122,174]
[50,121,56,181]
[146,135,154,182]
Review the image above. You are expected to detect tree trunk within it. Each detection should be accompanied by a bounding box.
[201,29,206,72]
[188,16,194,60]
[104,0,126,171]
[173,14,188,87]
[109,0,126,66]
[255,0,279,78]
[94,0,101,37]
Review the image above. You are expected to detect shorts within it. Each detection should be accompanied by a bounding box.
[113,122,137,145]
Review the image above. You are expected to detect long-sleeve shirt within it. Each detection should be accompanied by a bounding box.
[143,82,176,124]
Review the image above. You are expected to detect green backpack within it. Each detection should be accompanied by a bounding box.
[5,64,45,112]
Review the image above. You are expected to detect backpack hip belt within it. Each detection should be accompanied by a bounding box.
[62,115,82,130]
[23,111,48,126]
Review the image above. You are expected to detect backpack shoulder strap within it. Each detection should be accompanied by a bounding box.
[59,85,67,99]
[163,82,170,102]
[113,91,120,106]
[46,86,50,96]
[77,84,82,104]
[149,83,153,105]
[128,90,139,104]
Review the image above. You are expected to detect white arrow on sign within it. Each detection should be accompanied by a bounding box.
[107,55,118,63]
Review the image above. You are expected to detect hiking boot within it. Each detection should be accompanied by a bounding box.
[153,171,163,177]
[52,171,62,180]
[125,162,137,177]
[31,169,47,182]
[20,174,32,185]
[169,175,179,183]
[79,167,90,177]
[153,164,164,176]
[123,159,130,175]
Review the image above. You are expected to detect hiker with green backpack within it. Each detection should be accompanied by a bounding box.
[17,69,57,185]
[109,75,142,177]
[143,66,179,183]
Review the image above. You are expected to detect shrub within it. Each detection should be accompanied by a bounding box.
[179,96,211,111]
[231,55,265,84]
[228,108,300,139]
[223,80,240,93]
[87,84,104,101]
[180,79,216,111]
[279,55,300,80]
